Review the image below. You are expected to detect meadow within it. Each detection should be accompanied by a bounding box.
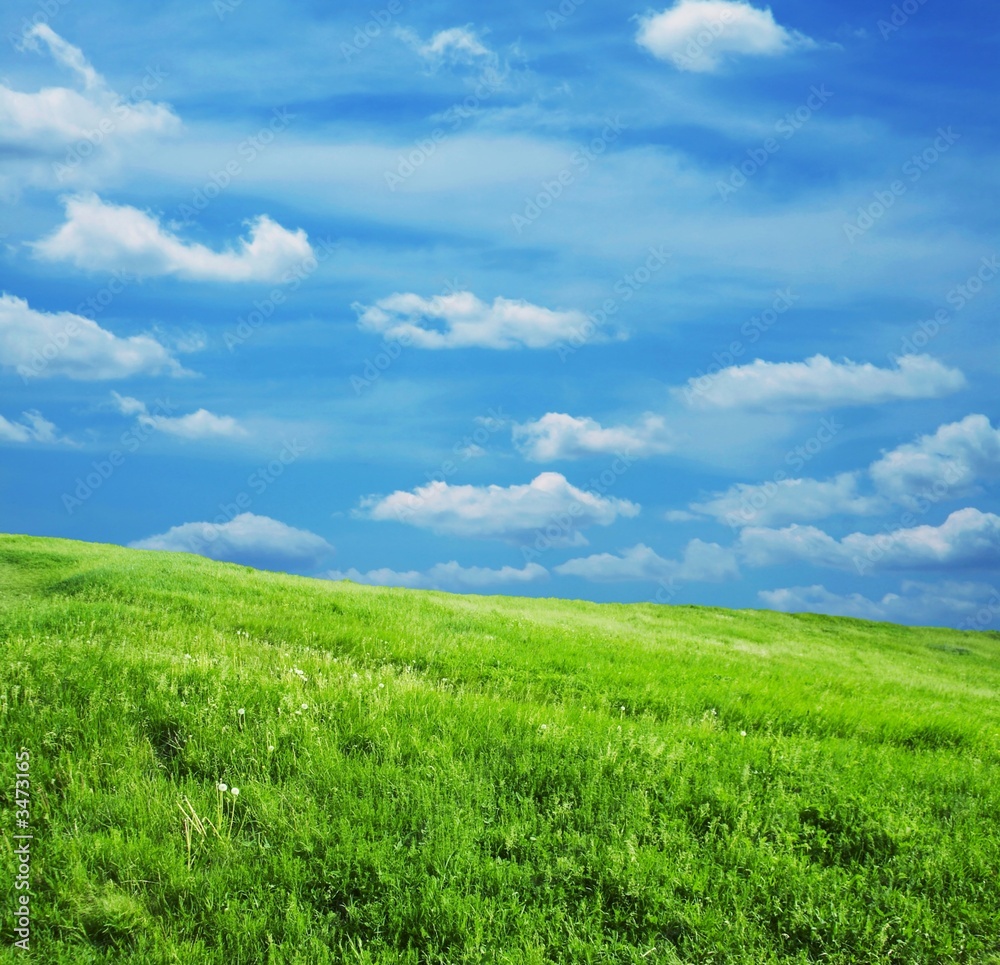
[1,533,998,963]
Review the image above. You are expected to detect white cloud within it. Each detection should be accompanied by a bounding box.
[513,412,672,461]
[400,26,494,66]
[555,539,739,583]
[869,414,1000,510]
[636,0,816,72]
[327,560,548,591]
[130,513,333,572]
[685,414,1000,528]
[358,471,639,545]
[111,393,247,440]
[739,508,1000,572]
[676,354,965,411]
[691,472,888,528]
[33,194,313,283]
[1,292,185,380]
[354,291,597,350]
[1,25,179,146]
[759,580,1000,628]
[0,410,65,444]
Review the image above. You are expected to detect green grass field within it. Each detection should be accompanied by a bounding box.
[1,533,998,963]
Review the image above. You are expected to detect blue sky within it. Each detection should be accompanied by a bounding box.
[2,0,998,628]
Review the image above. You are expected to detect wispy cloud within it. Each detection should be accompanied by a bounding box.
[676,354,965,411]
[327,560,548,590]
[1,25,179,145]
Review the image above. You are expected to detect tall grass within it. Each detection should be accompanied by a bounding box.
[1,534,998,963]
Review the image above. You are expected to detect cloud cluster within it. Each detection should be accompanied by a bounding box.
[1,293,185,381]
[677,354,965,411]
[359,472,639,545]
[688,415,1000,528]
[555,539,739,583]
[636,0,815,72]
[33,194,314,283]
[739,508,1000,572]
[760,580,999,628]
[869,414,1000,509]
[1,25,180,147]
[513,412,672,461]
[327,560,548,591]
[131,513,333,572]
[354,291,592,350]
[691,472,888,527]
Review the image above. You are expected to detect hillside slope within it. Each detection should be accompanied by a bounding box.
[1,533,998,964]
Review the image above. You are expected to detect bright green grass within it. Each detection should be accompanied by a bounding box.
[1,534,999,964]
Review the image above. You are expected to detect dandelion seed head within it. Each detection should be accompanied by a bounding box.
[217,782,227,792]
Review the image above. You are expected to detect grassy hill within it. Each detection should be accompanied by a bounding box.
[1,533,998,964]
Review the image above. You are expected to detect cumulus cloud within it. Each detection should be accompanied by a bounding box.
[676,354,965,411]
[739,508,1000,572]
[686,414,1000,529]
[327,560,548,591]
[1,25,180,146]
[1,292,185,380]
[513,412,673,461]
[358,472,639,545]
[691,472,888,528]
[869,414,1000,510]
[555,539,739,583]
[759,580,1000,629]
[636,0,816,72]
[130,513,333,572]
[32,194,313,282]
[354,291,596,350]
[111,393,247,440]
[0,410,66,444]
